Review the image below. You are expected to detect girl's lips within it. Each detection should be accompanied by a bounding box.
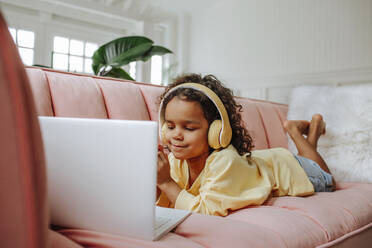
[171,144,187,150]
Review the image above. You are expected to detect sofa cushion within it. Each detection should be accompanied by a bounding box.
[138,84,165,121]
[174,213,287,248]
[254,101,288,149]
[227,206,328,247]
[58,214,287,248]
[274,103,288,125]
[265,182,372,244]
[236,98,269,150]
[237,98,288,150]
[95,78,150,120]
[58,229,205,248]
[26,68,54,116]
[56,183,372,248]
[49,230,83,248]
[46,71,108,118]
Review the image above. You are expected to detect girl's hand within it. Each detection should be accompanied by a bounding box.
[157,145,182,204]
[158,144,170,155]
[157,148,171,186]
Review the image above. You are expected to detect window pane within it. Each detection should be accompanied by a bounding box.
[53,36,69,53]
[8,28,16,42]
[69,56,83,72]
[18,47,34,65]
[85,42,98,57]
[70,39,84,56]
[151,56,162,85]
[129,62,136,80]
[17,29,34,48]
[53,53,68,70]
[84,58,93,74]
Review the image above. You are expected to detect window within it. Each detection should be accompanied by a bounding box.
[151,55,162,85]
[8,27,35,66]
[52,36,98,74]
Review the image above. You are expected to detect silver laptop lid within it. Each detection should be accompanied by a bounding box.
[39,117,158,239]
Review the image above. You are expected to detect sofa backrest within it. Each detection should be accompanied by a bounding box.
[26,67,288,149]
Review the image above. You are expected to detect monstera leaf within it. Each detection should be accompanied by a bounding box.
[92,36,172,80]
[100,67,135,81]
[138,46,173,62]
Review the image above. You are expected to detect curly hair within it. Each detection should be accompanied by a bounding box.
[159,73,254,156]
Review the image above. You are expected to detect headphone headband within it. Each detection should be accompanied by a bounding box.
[159,82,232,148]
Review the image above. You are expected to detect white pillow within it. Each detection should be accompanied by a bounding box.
[287,84,372,183]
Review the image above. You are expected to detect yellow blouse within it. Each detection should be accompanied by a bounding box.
[157,145,314,216]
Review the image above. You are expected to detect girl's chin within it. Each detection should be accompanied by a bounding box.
[171,150,189,160]
[171,151,185,159]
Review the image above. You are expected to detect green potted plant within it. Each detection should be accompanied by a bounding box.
[92,36,172,80]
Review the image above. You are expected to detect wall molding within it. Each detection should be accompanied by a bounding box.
[237,67,372,104]
[234,67,372,90]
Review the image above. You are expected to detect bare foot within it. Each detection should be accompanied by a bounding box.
[283,120,310,135]
[307,114,326,148]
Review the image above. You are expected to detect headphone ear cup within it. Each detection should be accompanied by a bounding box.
[161,123,168,145]
[208,120,222,149]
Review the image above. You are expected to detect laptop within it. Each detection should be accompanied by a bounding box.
[38,116,191,241]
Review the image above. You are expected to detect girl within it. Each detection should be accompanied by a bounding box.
[156,74,334,216]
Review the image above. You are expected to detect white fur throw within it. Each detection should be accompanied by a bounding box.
[287,84,372,183]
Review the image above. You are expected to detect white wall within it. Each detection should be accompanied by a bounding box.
[188,0,372,103]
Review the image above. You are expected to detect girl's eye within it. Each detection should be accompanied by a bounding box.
[185,127,195,131]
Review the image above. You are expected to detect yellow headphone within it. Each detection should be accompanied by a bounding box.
[159,82,232,149]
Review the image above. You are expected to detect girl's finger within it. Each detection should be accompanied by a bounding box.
[158,152,169,169]
[158,151,167,165]
[158,144,163,151]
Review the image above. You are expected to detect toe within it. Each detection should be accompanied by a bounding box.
[312,113,323,122]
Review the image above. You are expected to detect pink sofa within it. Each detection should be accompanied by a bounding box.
[24,66,372,248]
[0,13,93,248]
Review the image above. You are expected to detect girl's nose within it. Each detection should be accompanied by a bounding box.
[172,128,183,140]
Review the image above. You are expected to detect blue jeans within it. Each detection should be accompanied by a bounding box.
[294,155,334,192]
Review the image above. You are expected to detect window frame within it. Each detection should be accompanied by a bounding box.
[8,27,36,66]
[51,36,99,74]
[46,21,120,74]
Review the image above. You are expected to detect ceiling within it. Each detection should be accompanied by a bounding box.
[83,0,219,19]
[1,0,221,22]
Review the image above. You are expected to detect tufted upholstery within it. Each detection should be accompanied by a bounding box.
[26,67,289,151]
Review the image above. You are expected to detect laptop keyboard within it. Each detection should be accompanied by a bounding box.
[155,216,172,230]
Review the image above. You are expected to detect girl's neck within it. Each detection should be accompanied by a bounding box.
[186,151,210,185]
